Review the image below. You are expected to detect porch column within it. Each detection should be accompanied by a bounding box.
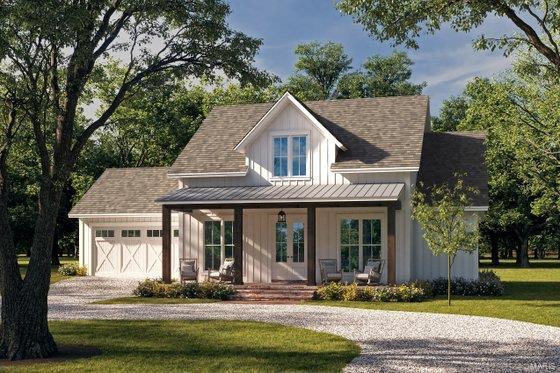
[387,204,396,284]
[307,206,316,286]
[233,206,243,284]
[162,205,172,284]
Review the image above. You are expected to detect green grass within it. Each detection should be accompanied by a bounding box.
[92,297,220,305]
[309,259,560,327]
[17,256,78,284]
[3,320,360,372]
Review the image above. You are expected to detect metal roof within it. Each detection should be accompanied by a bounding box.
[156,183,404,205]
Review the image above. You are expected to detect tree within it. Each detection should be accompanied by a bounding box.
[0,0,269,360]
[431,96,468,132]
[337,51,425,98]
[284,41,352,99]
[412,178,480,306]
[338,1,560,72]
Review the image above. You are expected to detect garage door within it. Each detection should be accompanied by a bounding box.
[94,228,167,278]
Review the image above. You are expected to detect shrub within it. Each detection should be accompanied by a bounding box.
[133,279,235,300]
[313,282,428,302]
[313,282,344,300]
[430,270,504,297]
[58,263,87,276]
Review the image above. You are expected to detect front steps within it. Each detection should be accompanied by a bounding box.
[232,282,317,302]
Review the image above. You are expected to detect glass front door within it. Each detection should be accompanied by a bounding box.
[272,214,307,280]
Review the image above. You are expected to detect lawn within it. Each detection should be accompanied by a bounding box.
[2,320,360,372]
[309,259,560,327]
[17,256,78,284]
[93,297,220,305]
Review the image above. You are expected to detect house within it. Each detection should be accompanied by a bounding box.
[69,92,488,285]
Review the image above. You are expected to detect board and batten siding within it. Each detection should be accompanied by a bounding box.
[180,206,411,284]
[412,212,480,280]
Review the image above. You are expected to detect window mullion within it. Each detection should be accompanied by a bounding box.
[288,135,292,177]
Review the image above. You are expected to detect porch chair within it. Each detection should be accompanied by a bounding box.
[207,258,235,283]
[179,258,198,284]
[319,259,343,284]
[355,259,384,285]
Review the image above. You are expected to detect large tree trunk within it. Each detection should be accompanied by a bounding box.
[518,235,530,268]
[490,234,500,266]
[51,226,61,266]
[0,182,61,360]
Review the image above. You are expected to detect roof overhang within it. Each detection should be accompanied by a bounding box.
[332,166,420,174]
[234,92,347,153]
[156,183,404,207]
[167,168,249,179]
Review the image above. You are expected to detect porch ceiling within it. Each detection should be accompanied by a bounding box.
[155,183,404,205]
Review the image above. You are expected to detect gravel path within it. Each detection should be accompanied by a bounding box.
[49,277,560,372]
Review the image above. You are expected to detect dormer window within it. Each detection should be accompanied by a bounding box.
[272,134,309,178]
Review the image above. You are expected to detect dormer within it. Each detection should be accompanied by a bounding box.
[235,92,346,182]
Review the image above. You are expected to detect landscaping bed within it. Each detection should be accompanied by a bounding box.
[309,259,560,327]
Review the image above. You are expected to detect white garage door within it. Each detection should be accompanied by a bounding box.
[94,228,166,278]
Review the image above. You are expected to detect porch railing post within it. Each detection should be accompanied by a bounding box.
[233,206,244,284]
[307,206,316,286]
[387,204,396,284]
[162,205,172,284]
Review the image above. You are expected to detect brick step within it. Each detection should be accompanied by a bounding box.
[233,289,316,301]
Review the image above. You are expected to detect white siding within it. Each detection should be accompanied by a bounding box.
[182,206,405,284]
[412,212,480,280]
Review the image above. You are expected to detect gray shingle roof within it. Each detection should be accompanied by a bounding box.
[69,167,177,216]
[156,183,404,205]
[417,132,488,206]
[169,95,429,175]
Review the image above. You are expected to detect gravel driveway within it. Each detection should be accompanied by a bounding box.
[49,277,560,372]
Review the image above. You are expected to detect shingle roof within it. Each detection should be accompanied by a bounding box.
[68,167,177,216]
[156,183,404,205]
[417,132,488,206]
[169,95,429,175]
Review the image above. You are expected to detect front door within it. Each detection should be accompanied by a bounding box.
[271,214,307,281]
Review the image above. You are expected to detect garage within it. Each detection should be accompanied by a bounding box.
[92,227,179,279]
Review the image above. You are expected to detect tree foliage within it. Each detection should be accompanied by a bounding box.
[285,42,352,100]
[412,178,480,305]
[0,0,268,360]
[338,0,560,72]
[338,51,426,98]
[284,42,424,100]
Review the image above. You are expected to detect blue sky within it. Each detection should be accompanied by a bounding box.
[228,0,515,114]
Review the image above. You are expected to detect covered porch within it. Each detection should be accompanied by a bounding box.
[157,183,403,286]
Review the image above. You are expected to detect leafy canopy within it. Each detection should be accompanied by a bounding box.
[285,42,352,100]
[412,178,480,259]
[338,0,560,71]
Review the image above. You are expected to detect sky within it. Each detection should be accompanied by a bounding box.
[227,0,515,114]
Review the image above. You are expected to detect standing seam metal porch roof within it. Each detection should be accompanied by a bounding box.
[156,183,404,204]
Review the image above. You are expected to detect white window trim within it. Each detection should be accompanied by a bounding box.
[336,213,387,273]
[203,218,233,270]
[269,130,311,181]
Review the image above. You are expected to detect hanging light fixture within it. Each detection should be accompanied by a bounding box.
[277,210,286,223]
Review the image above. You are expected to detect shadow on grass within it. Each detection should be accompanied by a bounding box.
[39,320,359,372]
[354,337,560,371]
[500,281,560,301]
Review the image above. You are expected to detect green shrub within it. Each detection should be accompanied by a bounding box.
[133,279,235,300]
[313,282,344,300]
[430,270,504,296]
[58,263,87,276]
[313,282,428,302]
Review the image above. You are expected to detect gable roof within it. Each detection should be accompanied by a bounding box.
[235,92,346,153]
[417,132,488,207]
[68,167,177,217]
[169,95,429,176]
